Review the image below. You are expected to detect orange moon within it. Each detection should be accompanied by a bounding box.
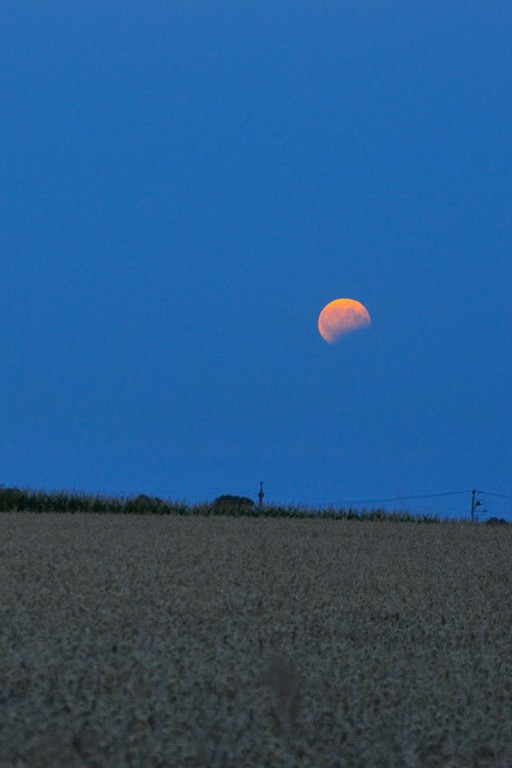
[318,298,371,343]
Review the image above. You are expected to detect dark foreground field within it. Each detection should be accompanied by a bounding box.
[1,513,511,767]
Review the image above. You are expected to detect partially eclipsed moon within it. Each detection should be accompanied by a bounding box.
[318,298,371,343]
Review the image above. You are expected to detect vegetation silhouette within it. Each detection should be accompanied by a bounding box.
[0,486,456,522]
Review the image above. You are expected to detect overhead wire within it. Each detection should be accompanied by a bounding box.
[477,490,512,501]
[288,488,511,519]
[327,490,471,506]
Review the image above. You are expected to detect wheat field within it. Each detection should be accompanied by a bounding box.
[1,512,511,767]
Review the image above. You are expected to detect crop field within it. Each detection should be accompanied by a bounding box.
[1,512,512,767]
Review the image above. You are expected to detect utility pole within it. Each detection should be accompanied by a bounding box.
[470,489,482,523]
[258,481,264,511]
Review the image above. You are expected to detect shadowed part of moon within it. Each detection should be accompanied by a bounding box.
[318,299,371,343]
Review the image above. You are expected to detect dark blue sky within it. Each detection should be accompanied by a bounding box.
[2,2,511,518]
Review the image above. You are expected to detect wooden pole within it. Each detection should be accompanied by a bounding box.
[258,481,264,511]
[470,489,481,523]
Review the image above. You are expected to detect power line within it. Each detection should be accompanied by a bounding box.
[278,490,471,507]
[477,490,512,501]
[281,488,511,522]
[333,490,471,506]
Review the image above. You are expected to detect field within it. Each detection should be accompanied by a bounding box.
[1,513,512,767]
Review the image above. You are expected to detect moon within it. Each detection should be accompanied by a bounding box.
[318,298,371,344]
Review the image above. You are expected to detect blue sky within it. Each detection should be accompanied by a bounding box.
[2,2,511,518]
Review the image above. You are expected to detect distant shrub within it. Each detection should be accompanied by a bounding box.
[486,516,508,526]
[125,494,165,515]
[0,487,28,511]
[212,495,255,515]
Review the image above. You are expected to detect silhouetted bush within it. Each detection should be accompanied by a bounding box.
[212,495,255,515]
